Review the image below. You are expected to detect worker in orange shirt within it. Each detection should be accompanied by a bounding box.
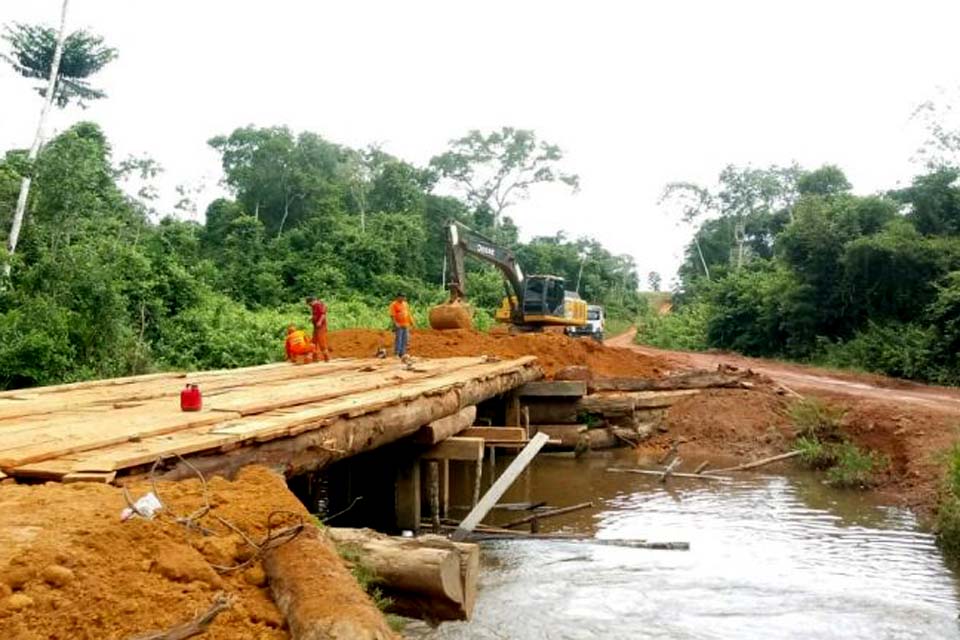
[389,293,414,357]
[285,325,314,363]
[307,296,331,362]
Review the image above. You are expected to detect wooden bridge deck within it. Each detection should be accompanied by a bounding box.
[0,356,541,483]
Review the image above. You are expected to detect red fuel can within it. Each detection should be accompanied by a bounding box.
[180,383,202,412]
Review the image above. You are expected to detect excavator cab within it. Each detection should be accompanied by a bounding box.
[494,275,587,328]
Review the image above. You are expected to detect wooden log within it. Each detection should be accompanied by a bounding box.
[263,526,398,640]
[149,364,541,482]
[518,381,587,397]
[326,528,479,621]
[451,432,549,541]
[578,395,636,417]
[629,390,701,409]
[428,461,440,533]
[501,502,593,529]
[536,425,618,450]
[606,467,727,481]
[588,370,755,393]
[711,450,801,473]
[660,457,681,483]
[413,406,477,445]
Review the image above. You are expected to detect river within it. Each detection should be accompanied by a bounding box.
[406,448,960,639]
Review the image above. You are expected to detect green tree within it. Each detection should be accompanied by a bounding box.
[429,127,579,229]
[648,271,662,292]
[2,7,117,277]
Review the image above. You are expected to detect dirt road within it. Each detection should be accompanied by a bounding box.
[608,329,960,514]
[608,329,960,414]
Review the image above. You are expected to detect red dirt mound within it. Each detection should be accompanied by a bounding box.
[328,329,668,379]
[0,466,386,640]
[658,389,794,460]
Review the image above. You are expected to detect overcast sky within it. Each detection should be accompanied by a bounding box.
[2,1,958,287]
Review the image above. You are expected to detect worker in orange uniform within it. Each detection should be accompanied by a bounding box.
[389,293,414,357]
[285,325,314,363]
[307,296,331,362]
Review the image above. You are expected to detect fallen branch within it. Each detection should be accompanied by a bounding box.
[693,461,710,475]
[607,467,726,481]
[128,592,232,640]
[710,450,802,474]
[461,533,690,550]
[501,502,593,529]
[660,457,681,483]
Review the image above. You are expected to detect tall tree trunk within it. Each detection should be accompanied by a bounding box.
[4,0,70,280]
[694,234,710,280]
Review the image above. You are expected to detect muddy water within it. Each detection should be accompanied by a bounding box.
[409,449,960,639]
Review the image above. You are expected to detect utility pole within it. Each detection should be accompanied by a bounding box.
[5,0,70,280]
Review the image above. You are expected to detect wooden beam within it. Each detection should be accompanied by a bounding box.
[422,437,484,462]
[62,471,116,484]
[396,458,421,533]
[518,381,586,398]
[413,406,477,445]
[451,432,549,542]
[460,427,525,442]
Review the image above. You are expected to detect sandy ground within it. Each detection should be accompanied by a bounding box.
[610,330,960,517]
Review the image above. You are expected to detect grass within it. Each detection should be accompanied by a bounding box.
[936,442,960,562]
[790,398,885,489]
[335,542,406,632]
[788,398,847,440]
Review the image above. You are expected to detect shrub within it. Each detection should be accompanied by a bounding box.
[936,443,960,562]
[635,301,710,351]
[817,321,942,383]
[826,443,886,488]
[788,398,846,440]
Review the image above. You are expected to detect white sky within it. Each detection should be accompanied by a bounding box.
[1,0,957,288]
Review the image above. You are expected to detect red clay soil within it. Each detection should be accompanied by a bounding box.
[329,329,669,379]
[657,389,795,460]
[608,328,960,519]
[0,466,389,640]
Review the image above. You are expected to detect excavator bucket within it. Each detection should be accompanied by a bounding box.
[429,301,473,330]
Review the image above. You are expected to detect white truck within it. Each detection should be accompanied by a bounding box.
[566,304,605,342]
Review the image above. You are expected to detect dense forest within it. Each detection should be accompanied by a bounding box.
[641,154,960,385]
[0,119,643,389]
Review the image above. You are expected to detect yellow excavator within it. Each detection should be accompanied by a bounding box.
[429,221,588,331]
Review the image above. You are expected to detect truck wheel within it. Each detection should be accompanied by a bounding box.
[594,333,604,343]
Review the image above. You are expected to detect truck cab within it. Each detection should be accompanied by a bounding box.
[566,304,605,341]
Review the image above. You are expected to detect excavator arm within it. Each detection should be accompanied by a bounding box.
[444,221,525,322]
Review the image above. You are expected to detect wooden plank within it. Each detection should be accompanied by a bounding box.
[518,381,586,398]
[0,359,369,422]
[451,432,549,541]
[14,357,541,478]
[422,437,484,462]
[62,471,116,484]
[208,357,485,416]
[460,427,525,442]
[0,403,242,469]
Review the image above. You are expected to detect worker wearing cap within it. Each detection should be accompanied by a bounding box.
[307,296,331,362]
[285,325,314,363]
[389,293,414,357]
